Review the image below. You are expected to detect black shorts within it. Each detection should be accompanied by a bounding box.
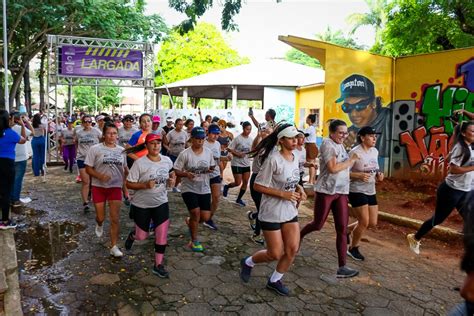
[168,155,178,163]
[77,159,86,169]
[131,203,170,232]
[231,166,251,174]
[259,216,298,231]
[182,192,211,211]
[210,176,222,185]
[348,192,378,208]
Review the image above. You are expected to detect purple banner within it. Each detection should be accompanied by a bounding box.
[60,45,143,79]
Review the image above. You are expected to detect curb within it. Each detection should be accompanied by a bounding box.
[378,211,463,242]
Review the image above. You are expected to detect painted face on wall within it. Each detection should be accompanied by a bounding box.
[342,96,377,128]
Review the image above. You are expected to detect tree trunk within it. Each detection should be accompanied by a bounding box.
[15,85,21,109]
[23,62,31,114]
[0,78,4,109]
[39,47,47,111]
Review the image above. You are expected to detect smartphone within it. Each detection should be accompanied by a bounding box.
[248,107,253,116]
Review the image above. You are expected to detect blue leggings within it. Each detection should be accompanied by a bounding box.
[31,136,46,176]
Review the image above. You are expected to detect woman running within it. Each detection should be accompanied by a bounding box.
[300,119,360,278]
[85,123,127,257]
[217,119,233,179]
[127,114,153,166]
[59,119,76,173]
[31,113,47,177]
[118,114,138,205]
[223,121,253,207]
[124,133,175,277]
[75,115,102,212]
[407,121,474,254]
[173,127,215,252]
[240,124,305,296]
[203,124,222,230]
[346,126,383,261]
[304,114,319,184]
[0,110,26,229]
[163,118,188,193]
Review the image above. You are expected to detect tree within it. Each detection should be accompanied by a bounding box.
[0,0,167,110]
[285,27,364,68]
[155,23,249,87]
[347,0,389,46]
[72,84,121,114]
[378,0,474,56]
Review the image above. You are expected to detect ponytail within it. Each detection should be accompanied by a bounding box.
[123,142,147,155]
[452,121,474,165]
[249,123,292,165]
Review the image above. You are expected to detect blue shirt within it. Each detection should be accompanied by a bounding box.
[128,130,144,146]
[0,128,21,160]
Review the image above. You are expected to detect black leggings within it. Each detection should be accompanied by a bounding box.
[250,173,262,235]
[415,181,469,240]
[0,158,15,221]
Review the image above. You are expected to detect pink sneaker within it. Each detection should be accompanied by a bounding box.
[75,175,82,183]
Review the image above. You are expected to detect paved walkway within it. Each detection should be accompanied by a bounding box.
[17,166,465,315]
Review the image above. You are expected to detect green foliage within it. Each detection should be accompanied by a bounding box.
[378,0,474,56]
[347,0,389,46]
[155,23,250,86]
[285,49,322,68]
[72,83,121,113]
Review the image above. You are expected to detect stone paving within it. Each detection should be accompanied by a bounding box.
[15,166,466,315]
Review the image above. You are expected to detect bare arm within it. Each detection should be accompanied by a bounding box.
[249,115,259,128]
[253,183,301,202]
[85,165,110,182]
[449,164,474,174]
[327,153,358,174]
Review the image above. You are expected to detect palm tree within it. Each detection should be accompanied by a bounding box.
[347,0,390,46]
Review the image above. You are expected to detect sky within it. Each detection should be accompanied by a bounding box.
[146,0,376,61]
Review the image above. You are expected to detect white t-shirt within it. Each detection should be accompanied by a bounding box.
[229,134,253,167]
[118,126,138,147]
[304,125,317,143]
[204,139,221,178]
[75,128,102,160]
[166,129,188,156]
[314,137,350,195]
[294,146,307,174]
[445,143,474,192]
[349,145,380,195]
[12,124,31,162]
[173,147,216,194]
[127,155,174,208]
[255,151,300,223]
[84,143,126,188]
[61,128,75,146]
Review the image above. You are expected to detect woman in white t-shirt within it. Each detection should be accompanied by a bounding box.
[300,119,360,279]
[174,127,216,253]
[304,114,319,184]
[223,121,254,207]
[407,121,474,254]
[85,123,127,258]
[346,126,384,262]
[124,133,175,278]
[240,124,306,296]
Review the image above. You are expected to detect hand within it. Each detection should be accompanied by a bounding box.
[99,173,111,182]
[376,172,384,182]
[145,180,155,189]
[298,190,307,202]
[461,272,474,302]
[359,173,371,182]
[166,177,175,188]
[186,172,195,180]
[280,191,301,202]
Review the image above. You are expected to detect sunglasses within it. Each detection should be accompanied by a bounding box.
[125,119,134,122]
[84,120,92,123]
[341,97,374,113]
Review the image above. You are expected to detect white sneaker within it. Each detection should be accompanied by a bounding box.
[110,245,123,257]
[172,187,181,193]
[95,223,104,238]
[406,233,420,255]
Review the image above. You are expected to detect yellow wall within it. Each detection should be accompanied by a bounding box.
[295,84,324,132]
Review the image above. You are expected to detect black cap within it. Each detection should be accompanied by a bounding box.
[357,126,381,136]
[122,114,134,122]
[336,74,375,103]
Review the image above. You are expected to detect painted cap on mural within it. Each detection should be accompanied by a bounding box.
[335,74,375,103]
[357,126,381,136]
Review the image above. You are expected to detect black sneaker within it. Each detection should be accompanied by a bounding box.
[266,279,290,296]
[222,184,229,198]
[124,197,130,206]
[240,257,253,283]
[347,247,365,261]
[336,266,359,278]
[125,231,135,250]
[152,264,169,278]
[83,202,90,213]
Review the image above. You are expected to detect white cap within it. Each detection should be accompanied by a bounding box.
[277,126,299,139]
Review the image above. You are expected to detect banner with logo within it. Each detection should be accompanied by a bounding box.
[60,45,143,79]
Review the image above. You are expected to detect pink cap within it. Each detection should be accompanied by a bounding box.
[152,115,160,123]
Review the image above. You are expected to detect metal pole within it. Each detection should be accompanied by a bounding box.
[95,80,98,114]
[3,0,9,111]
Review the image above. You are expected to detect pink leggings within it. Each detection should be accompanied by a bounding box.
[300,192,349,267]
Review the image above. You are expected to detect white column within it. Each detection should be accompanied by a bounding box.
[156,90,162,109]
[182,88,188,109]
[232,85,237,110]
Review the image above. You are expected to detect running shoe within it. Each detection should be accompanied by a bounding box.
[336,266,359,278]
[11,200,23,208]
[347,246,365,261]
[406,233,421,255]
[172,187,181,193]
[125,231,135,250]
[240,257,253,283]
[266,279,290,296]
[247,211,256,230]
[222,184,229,198]
[188,240,204,252]
[251,234,265,245]
[95,223,104,238]
[83,202,90,213]
[152,264,170,278]
[203,219,218,230]
[110,245,124,257]
[64,165,68,171]
[75,175,82,183]
[0,220,17,230]
[235,199,246,207]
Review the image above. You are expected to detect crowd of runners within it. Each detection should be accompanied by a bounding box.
[0,107,472,298]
